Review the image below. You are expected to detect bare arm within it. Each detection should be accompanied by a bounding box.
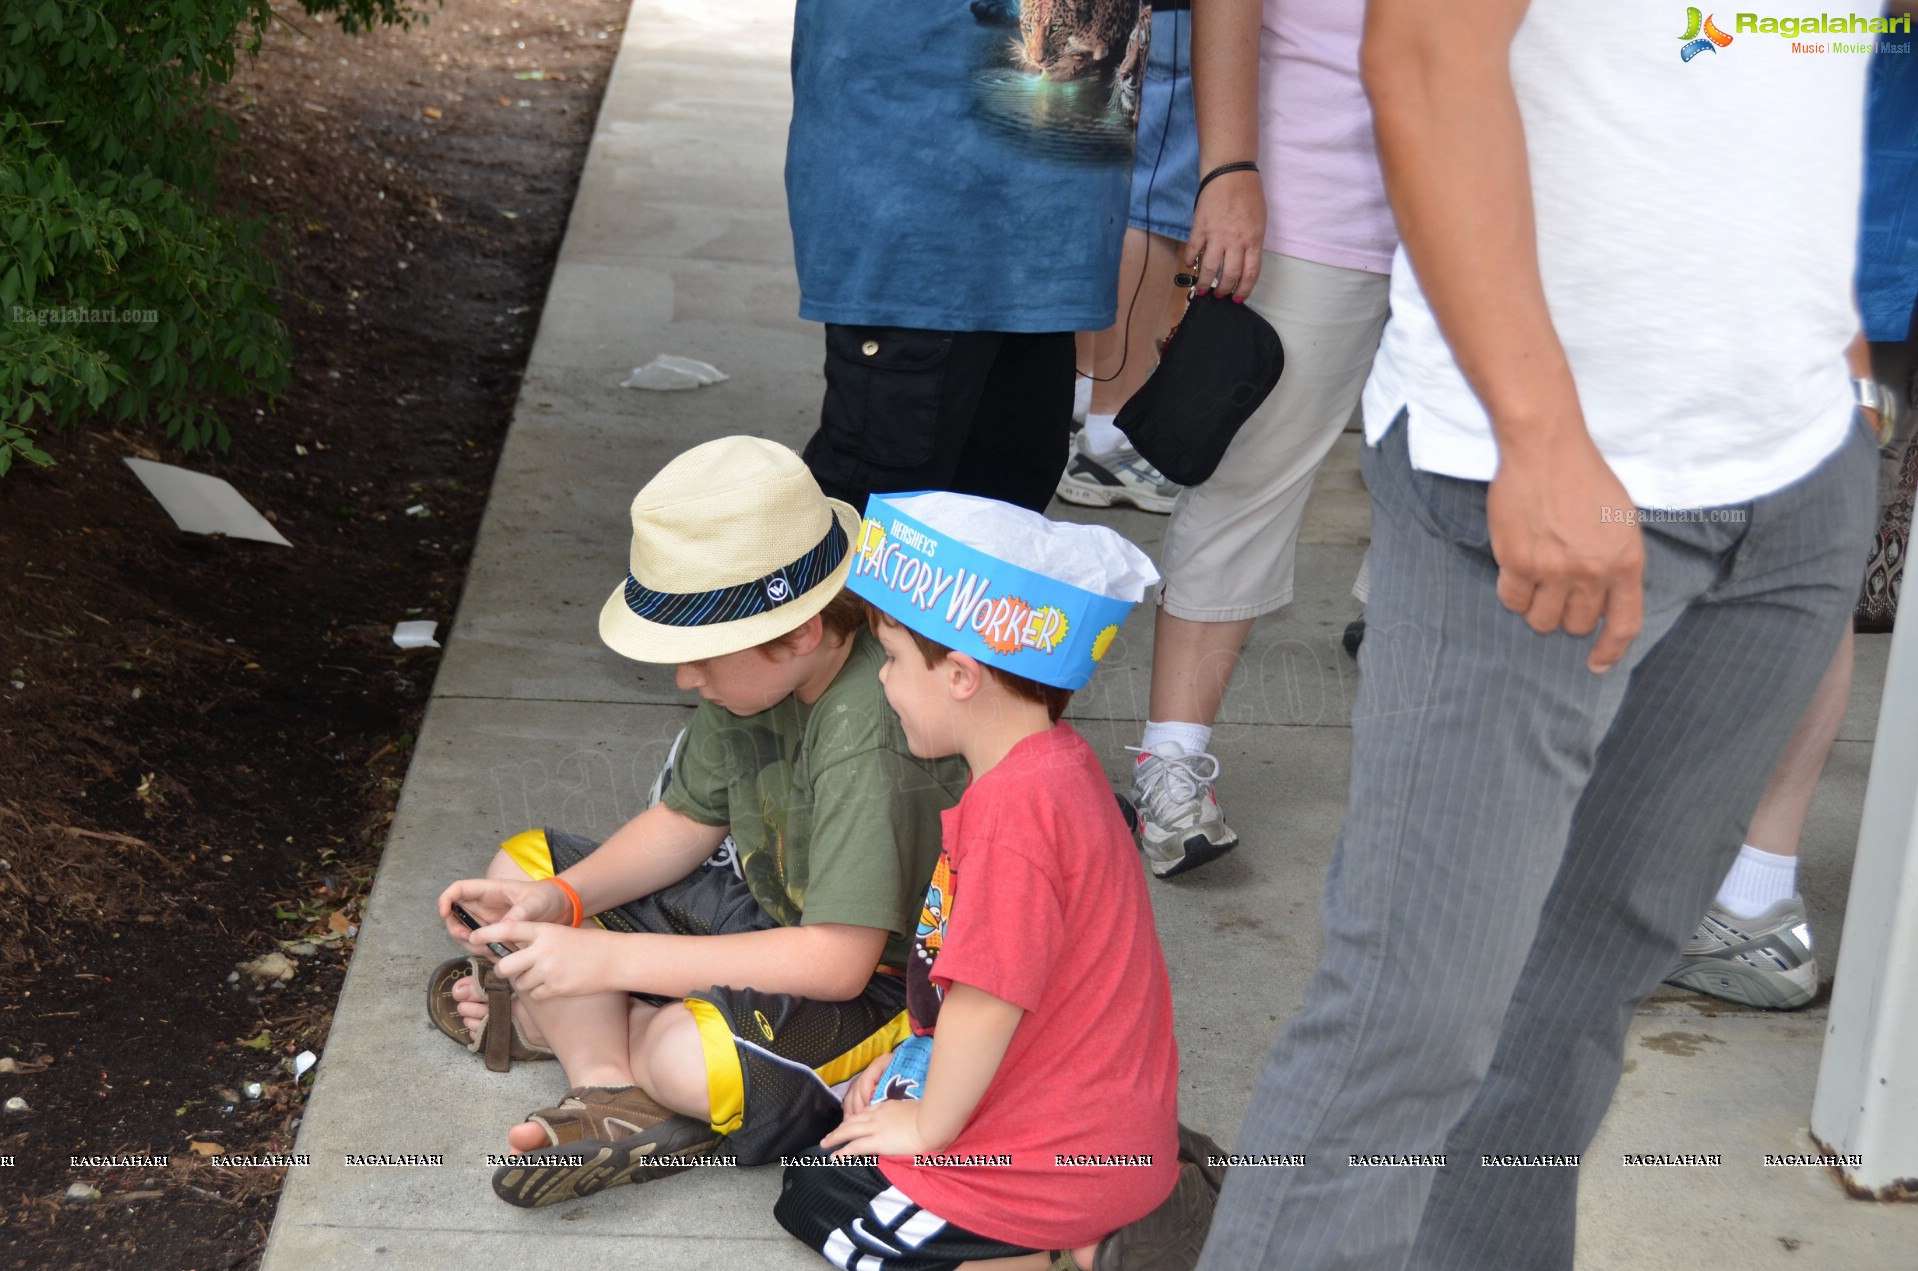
[546,800,726,915]
[1364,0,1643,672]
[1187,0,1266,300]
[476,917,890,1002]
[820,982,1024,1157]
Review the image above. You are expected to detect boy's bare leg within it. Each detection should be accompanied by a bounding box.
[502,999,715,1151]
[627,1002,712,1119]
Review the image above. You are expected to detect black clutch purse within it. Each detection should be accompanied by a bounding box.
[1115,291,1285,487]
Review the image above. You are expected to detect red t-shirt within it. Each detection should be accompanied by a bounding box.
[878,724,1180,1251]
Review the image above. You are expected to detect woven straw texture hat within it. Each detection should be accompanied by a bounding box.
[598,436,859,664]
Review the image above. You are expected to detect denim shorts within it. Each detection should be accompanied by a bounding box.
[1128,8,1198,242]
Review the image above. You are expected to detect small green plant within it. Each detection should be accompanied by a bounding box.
[0,0,438,475]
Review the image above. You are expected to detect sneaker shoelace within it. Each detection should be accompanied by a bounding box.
[1126,745,1220,822]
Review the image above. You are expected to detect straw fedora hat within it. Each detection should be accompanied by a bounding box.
[598,436,860,664]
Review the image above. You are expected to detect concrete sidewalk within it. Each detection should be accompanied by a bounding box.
[260,4,1917,1267]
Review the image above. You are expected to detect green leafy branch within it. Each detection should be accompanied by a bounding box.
[0,0,440,475]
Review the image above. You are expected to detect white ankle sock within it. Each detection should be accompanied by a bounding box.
[1083,412,1126,457]
[1714,844,1798,919]
[1073,374,1093,424]
[1140,720,1213,759]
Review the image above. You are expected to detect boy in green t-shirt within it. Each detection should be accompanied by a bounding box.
[432,437,967,1208]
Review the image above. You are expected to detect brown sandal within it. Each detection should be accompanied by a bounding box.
[426,955,555,1072]
[491,1085,723,1208]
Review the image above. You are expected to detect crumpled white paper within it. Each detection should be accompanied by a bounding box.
[391,620,441,649]
[619,355,729,391]
[887,491,1160,601]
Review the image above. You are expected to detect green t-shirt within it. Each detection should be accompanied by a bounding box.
[660,628,968,970]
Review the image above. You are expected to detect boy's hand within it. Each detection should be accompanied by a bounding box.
[477,920,618,998]
[438,877,568,951]
[822,1097,933,1161]
[842,1053,894,1118]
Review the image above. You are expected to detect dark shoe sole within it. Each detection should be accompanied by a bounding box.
[1150,835,1238,880]
[491,1117,721,1208]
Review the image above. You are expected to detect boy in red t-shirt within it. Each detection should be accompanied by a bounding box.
[775,492,1220,1271]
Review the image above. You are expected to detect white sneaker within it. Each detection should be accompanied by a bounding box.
[1664,897,1818,1010]
[1056,434,1181,514]
[1128,742,1238,878]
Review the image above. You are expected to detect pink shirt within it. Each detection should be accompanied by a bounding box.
[1259,0,1397,274]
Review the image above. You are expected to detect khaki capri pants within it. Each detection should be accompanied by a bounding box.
[1158,251,1390,621]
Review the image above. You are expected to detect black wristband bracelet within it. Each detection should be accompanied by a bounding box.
[1196,161,1259,202]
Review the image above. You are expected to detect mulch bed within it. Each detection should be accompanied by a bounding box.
[0,2,624,1265]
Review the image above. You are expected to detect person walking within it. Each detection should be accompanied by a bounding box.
[1199,3,1881,1267]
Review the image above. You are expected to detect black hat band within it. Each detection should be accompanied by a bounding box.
[621,520,848,629]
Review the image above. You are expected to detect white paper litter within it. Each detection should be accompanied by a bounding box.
[294,1050,317,1079]
[123,458,292,547]
[392,620,440,649]
[888,491,1160,602]
[619,355,729,391]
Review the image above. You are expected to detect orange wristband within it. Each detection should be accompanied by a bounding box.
[547,876,583,928]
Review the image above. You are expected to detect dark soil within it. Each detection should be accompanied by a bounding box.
[0,3,623,1266]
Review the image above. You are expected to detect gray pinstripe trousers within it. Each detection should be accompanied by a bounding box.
[1198,414,1879,1271]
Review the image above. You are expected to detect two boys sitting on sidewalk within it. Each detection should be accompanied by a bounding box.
[433,437,1215,1267]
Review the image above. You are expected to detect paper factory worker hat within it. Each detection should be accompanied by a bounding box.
[849,491,1160,690]
[599,436,860,664]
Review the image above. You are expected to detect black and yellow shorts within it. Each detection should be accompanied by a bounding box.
[500,827,910,1165]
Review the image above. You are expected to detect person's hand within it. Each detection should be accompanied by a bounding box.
[842,1053,894,1118]
[821,1096,932,1161]
[438,877,568,951]
[1185,170,1266,301]
[1486,431,1645,674]
[473,920,618,999]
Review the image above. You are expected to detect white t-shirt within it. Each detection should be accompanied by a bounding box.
[1362,1,1870,510]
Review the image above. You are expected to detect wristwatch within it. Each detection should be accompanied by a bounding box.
[1854,377,1896,445]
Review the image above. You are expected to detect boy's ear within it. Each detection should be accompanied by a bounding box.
[945,651,986,703]
[782,614,825,658]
